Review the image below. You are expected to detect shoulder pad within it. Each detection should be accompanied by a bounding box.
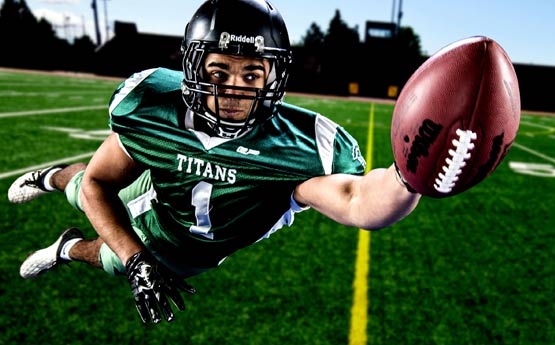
[109,68,182,116]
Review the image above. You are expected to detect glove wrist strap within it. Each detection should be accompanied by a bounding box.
[125,250,149,273]
[394,161,417,194]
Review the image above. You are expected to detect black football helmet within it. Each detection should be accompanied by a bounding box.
[181,0,293,138]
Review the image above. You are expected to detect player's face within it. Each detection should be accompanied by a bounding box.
[203,53,269,121]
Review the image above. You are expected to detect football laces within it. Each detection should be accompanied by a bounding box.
[434,129,477,193]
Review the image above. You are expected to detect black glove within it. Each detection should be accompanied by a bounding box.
[394,161,417,194]
[125,251,196,324]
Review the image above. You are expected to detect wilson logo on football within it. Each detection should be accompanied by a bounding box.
[434,129,477,193]
[406,119,443,174]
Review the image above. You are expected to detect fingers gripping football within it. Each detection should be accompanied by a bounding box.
[126,251,196,324]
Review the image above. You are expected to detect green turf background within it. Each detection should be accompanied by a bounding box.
[0,71,553,344]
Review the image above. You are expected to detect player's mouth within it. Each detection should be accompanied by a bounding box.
[219,108,246,119]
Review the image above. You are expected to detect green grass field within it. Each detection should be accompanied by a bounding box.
[0,69,553,345]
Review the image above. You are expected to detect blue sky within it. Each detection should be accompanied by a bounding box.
[28,0,555,67]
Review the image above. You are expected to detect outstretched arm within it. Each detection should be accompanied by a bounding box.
[293,164,421,230]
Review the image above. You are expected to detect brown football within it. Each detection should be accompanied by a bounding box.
[391,36,520,198]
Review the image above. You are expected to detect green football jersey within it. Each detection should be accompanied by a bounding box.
[109,68,366,269]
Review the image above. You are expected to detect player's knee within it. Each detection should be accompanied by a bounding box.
[64,170,86,212]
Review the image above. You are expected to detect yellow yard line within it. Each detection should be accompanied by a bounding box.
[349,103,375,345]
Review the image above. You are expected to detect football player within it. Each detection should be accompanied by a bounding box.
[8,0,420,324]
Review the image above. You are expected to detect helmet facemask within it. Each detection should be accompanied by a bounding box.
[181,37,291,139]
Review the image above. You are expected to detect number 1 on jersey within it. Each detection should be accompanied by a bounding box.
[190,181,214,240]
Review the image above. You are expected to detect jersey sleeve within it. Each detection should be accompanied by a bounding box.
[313,113,366,176]
[332,126,366,175]
[106,68,186,167]
[108,68,158,121]
[108,68,183,130]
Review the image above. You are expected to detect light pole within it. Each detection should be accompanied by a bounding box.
[91,0,102,46]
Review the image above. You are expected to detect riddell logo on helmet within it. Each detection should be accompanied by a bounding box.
[219,32,265,52]
[230,34,256,44]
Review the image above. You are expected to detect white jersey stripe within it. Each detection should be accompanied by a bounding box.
[109,68,158,115]
[315,114,339,175]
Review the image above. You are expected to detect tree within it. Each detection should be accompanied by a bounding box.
[0,0,61,68]
[324,9,360,48]
[294,8,428,97]
[0,0,98,70]
[395,26,422,60]
[301,22,325,49]
[319,9,361,94]
[69,35,97,71]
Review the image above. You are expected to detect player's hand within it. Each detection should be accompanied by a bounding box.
[125,250,196,324]
[394,161,417,194]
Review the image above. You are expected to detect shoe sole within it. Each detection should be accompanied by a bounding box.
[8,171,48,204]
[20,228,83,279]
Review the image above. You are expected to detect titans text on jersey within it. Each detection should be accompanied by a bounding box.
[176,154,237,184]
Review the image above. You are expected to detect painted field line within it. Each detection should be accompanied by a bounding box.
[349,103,375,345]
[0,152,95,180]
[512,142,555,164]
[519,120,555,131]
[0,105,106,119]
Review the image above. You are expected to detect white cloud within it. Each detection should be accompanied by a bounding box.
[33,8,95,42]
[32,2,111,44]
[34,8,81,26]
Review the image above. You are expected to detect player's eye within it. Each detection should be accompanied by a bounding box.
[244,74,255,82]
[244,73,262,84]
[209,71,228,82]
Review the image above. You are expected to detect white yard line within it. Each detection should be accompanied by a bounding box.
[0,152,95,180]
[519,120,555,130]
[512,142,555,164]
[0,105,106,119]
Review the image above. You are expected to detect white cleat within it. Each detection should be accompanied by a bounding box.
[20,228,83,279]
[7,165,66,204]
